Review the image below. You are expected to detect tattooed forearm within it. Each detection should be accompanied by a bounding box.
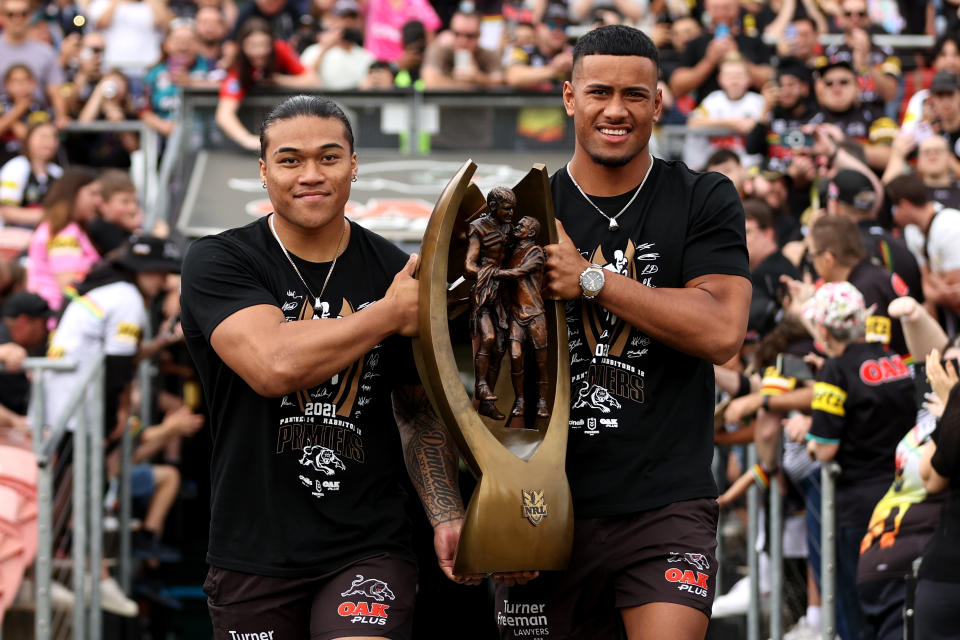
[394,385,465,527]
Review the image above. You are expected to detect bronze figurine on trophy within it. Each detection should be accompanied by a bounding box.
[413,160,573,575]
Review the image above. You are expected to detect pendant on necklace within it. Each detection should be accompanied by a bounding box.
[315,297,322,311]
[608,218,619,231]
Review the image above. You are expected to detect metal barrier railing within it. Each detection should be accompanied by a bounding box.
[26,352,106,640]
[821,460,842,640]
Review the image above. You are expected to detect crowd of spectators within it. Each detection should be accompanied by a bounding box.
[1,0,960,635]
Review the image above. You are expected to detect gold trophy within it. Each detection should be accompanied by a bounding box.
[414,160,573,574]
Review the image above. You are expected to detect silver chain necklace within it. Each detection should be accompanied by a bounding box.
[268,213,347,314]
[566,157,655,231]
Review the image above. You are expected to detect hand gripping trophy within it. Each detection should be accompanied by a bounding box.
[413,161,573,574]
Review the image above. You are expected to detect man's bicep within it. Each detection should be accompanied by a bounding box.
[686,273,752,319]
[209,304,286,389]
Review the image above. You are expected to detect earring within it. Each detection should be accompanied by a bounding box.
[352,175,358,183]
[261,182,266,189]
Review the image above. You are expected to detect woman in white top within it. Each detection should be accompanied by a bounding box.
[0,121,63,230]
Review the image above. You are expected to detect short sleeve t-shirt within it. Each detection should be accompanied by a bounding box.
[0,156,63,212]
[684,89,766,169]
[181,216,419,577]
[0,39,64,103]
[679,33,772,99]
[42,280,146,429]
[903,206,960,274]
[551,159,750,518]
[27,221,101,312]
[807,341,916,528]
[218,41,305,101]
[847,259,910,356]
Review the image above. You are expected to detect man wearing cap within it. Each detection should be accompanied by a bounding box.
[886,173,960,331]
[745,57,817,176]
[805,280,916,640]
[827,168,924,306]
[822,0,899,108]
[0,291,50,422]
[422,10,503,90]
[809,55,897,171]
[504,4,573,91]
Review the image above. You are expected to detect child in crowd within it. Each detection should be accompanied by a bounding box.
[86,169,142,255]
[0,65,54,165]
[685,53,766,170]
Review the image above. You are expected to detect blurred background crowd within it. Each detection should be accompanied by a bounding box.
[2,0,960,637]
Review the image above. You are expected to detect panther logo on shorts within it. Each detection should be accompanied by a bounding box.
[572,383,622,414]
[341,575,395,602]
[667,551,710,571]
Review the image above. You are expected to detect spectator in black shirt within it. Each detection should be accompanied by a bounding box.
[927,71,960,165]
[0,292,50,422]
[744,198,800,338]
[669,0,773,101]
[746,57,817,176]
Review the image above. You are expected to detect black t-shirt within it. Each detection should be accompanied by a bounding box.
[551,159,750,518]
[920,383,960,583]
[809,341,916,528]
[181,216,418,577]
[228,0,300,41]
[857,220,924,306]
[847,259,910,357]
[744,103,817,176]
[926,183,960,210]
[0,325,29,415]
[808,105,894,146]
[680,32,773,100]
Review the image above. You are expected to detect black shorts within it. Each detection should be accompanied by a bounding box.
[203,552,417,640]
[495,498,718,640]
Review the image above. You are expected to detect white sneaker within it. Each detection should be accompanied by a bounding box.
[782,616,821,640]
[50,580,76,610]
[712,576,752,618]
[96,577,138,618]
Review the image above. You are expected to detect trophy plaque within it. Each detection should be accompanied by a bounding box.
[413,160,573,575]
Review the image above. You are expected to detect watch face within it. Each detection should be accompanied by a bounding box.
[582,270,603,292]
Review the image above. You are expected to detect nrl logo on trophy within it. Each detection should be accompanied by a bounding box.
[413,160,574,574]
[521,489,547,527]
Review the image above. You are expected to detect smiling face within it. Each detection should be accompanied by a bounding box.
[259,115,357,232]
[817,66,858,112]
[564,54,661,169]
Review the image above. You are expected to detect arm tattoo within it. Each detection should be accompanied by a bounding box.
[394,384,465,527]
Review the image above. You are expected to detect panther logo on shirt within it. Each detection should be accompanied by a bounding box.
[572,382,622,414]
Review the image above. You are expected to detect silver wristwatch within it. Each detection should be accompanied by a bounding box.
[579,264,605,299]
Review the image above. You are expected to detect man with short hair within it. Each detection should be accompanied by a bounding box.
[504,3,573,91]
[497,25,751,640]
[422,10,503,89]
[0,291,49,421]
[927,71,960,160]
[886,173,960,330]
[809,213,909,355]
[746,57,817,176]
[827,168,924,304]
[0,0,70,127]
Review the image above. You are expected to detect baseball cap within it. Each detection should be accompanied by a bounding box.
[332,0,360,16]
[931,71,959,93]
[114,235,182,274]
[803,281,872,331]
[829,169,876,211]
[2,292,52,319]
[815,52,854,76]
[542,3,570,25]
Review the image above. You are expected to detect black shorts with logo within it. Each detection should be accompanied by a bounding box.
[495,497,719,640]
[203,552,417,640]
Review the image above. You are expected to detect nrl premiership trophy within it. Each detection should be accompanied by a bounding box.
[413,160,573,574]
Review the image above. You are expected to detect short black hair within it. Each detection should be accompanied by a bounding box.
[572,25,660,77]
[259,95,355,158]
[705,148,740,168]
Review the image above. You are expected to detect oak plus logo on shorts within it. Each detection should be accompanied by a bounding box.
[664,551,710,598]
[338,574,395,626]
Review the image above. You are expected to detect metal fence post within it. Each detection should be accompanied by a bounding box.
[747,445,760,640]
[769,470,783,640]
[89,361,106,640]
[821,461,841,639]
[73,395,89,636]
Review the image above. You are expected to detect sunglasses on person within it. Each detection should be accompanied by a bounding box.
[824,78,853,87]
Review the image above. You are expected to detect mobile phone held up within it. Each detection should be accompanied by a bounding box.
[715,23,730,39]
